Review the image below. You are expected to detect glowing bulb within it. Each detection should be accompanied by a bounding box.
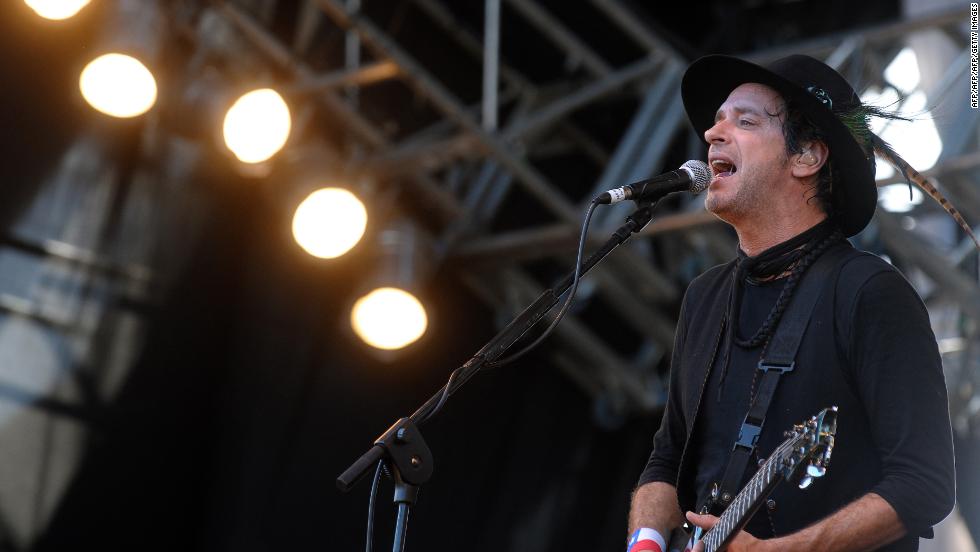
[79,54,158,118]
[351,287,428,350]
[292,188,368,258]
[25,0,90,20]
[222,88,292,164]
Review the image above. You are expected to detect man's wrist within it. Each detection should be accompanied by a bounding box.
[627,527,667,552]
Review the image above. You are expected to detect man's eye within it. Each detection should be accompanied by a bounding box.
[739,119,756,126]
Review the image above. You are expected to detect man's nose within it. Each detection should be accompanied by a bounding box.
[704,119,728,144]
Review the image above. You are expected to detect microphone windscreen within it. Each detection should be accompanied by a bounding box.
[682,160,711,193]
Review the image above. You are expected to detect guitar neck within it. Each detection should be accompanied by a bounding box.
[699,439,797,552]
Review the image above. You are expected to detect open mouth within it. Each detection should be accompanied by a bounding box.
[711,159,737,178]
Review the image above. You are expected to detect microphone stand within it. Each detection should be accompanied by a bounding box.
[337,199,662,551]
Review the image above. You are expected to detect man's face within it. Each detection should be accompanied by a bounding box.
[703,83,794,223]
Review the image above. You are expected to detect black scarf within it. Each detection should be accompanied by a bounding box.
[737,217,840,284]
[716,218,843,398]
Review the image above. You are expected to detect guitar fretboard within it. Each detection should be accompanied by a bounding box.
[699,437,799,552]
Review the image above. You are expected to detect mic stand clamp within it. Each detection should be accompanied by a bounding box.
[620,200,657,237]
[373,418,432,552]
[376,418,434,487]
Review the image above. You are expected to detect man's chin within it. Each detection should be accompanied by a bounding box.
[704,193,728,215]
[704,196,739,225]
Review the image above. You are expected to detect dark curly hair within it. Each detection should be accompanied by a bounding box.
[766,97,837,219]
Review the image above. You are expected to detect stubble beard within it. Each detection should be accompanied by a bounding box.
[705,158,785,226]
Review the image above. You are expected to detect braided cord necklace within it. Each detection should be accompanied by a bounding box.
[732,219,843,349]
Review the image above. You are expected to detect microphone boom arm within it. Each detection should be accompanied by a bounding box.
[336,199,665,552]
[337,200,660,492]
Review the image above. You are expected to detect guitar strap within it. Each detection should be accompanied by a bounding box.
[713,244,848,512]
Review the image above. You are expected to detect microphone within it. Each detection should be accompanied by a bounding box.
[595,160,711,204]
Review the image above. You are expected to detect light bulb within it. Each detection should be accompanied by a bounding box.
[79,53,157,118]
[222,88,291,164]
[292,188,368,259]
[351,287,428,350]
[25,0,91,20]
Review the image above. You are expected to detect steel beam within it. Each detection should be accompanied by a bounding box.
[483,0,501,131]
[450,211,721,264]
[503,0,612,77]
[216,2,466,224]
[365,52,661,175]
[312,0,680,305]
[315,0,582,222]
[748,5,967,62]
[286,61,400,94]
[409,0,612,163]
[502,54,664,142]
[411,0,535,91]
[458,267,656,411]
[365,134,484,176]
[877,211,980,322]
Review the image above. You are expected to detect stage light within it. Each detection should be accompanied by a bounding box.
[222,89,292,164]
[292,187,368,259]
[351,287,428,351]
[79,53,158,118]
[347,221,433,352]
[24,0,90,20]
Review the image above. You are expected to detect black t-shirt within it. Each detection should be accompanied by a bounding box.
[690,276,782,538]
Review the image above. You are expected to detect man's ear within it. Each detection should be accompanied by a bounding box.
[791,140,828,178]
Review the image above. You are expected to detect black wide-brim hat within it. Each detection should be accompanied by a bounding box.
[682,54,877,237]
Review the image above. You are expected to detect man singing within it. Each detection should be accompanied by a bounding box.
[627,54,962,551]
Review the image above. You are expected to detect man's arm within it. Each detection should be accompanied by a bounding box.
[844,268,955,533]
[686,492,905,552]
[766,492,905,551]
[629,481,685,536]
[628,285,695,542]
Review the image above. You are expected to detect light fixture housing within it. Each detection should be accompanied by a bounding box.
[349,220,433,353]
[77,0,163,119]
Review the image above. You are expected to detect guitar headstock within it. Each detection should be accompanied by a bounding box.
[780,406,838,489]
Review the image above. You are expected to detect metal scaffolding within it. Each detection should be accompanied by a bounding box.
[2,0,980,548]
[189,1,979,420]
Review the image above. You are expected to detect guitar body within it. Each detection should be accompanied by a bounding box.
[666,526,693,552]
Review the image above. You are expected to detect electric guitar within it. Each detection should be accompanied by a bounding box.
[668,407,839,552]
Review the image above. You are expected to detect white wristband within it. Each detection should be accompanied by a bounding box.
[627,527,667,552]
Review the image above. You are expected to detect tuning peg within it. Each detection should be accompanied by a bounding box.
[798,475,814,489]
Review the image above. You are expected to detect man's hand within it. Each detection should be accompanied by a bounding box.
[686,511,768,552]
